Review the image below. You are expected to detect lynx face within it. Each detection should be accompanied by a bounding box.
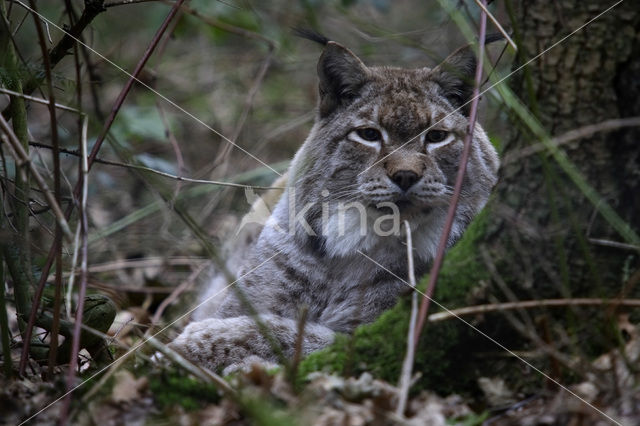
[318,69,471,216]
[288,42,499,256]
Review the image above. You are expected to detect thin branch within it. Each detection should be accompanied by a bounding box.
[63,0,106,121]
[414,2,488,343]
[0,87,81,113]
[1,0,33,357]
[156,101,185,199]
[28,141,284,190]
[146,334,236,396]
[65,223,81,318]
[212,49,275,170]
[0,248,12,377]
[28,0,64,380]
[588,238,640,252]
[289,305,308,387]
[65,15,85,320]
[174,1,275,49]
[65,256,207,275]
[503,117,640,164]
[82,324,237,405]
[20,0,107,96]
[149,262,208,327]
[104,0,163,6]
[0,117,73,240]
[472,0,517,50]
[396,221,418,417]
[62,116,89,420]
[427,299,640,322]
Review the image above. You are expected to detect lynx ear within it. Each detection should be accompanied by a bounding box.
[430,46,477,116]
[317,42,369,117]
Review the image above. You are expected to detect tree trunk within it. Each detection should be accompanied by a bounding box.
[487,0,640,340]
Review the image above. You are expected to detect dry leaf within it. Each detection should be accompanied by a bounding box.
[111,370,148,404]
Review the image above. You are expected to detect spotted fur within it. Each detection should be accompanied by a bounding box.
[170,38,499,372]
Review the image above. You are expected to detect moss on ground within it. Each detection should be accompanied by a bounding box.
[299,210,493,395]
[148,369,222,411]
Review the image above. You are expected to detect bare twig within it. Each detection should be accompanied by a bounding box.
[0,254,11,377]
[19,0,107,96]
[503,117,640,164]
[28,0,64,380]
[0,87,81,113]
[174,1,275,48]
[105,0,163,6]
[28,141,283,190]
[588,238,640,252]
[608,268,640,317]
[62,115,89,419]
[65,223,81,318]
[65,256,207,276]
[0,116,73,240]
[86,0,186,173]
[149,262,208,327]
[202,48,275,216]
[396,221,418,417]
[156,101,185,199]
[289,305,309,387]
[427,298,640,322]
[414,2,488,343]
[211,49,275,171]
[63,0,105,121]
[175,0,278,182]
[480,248,590,376]
[472,0,517,50]
[65,21,85,320]
[480,245,538,332]
[146,334,236,396]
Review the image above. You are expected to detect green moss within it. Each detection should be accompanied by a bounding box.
[149,369,222,411]
[299,210,493,394]
[239,394,300,426]
[448,411,490,425]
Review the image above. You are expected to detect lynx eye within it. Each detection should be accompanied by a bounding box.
[424,129,448,143]
[356,128,382,142]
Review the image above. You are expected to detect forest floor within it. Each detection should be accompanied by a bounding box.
[2,310,639,425]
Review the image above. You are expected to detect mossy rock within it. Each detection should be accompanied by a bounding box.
[299,210,494,395]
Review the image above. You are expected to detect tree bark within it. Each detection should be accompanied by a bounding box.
[487,0,640,322]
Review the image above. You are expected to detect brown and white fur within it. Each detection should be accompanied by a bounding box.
[170,34,499,373]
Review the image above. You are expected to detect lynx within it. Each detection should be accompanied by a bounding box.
[170,33,499,373]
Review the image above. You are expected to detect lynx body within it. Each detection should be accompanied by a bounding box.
[171,36,499,373]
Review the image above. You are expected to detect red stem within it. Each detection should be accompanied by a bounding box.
[413,2,488,345]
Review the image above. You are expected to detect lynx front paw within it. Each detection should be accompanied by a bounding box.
[169,317,275,372]
[221,355,279,376]
[169,314,336,373]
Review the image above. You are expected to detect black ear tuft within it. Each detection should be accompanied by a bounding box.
[292,27,330,46]
[316,42,369,117]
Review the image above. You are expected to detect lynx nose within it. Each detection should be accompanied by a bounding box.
[391,170,419,191]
